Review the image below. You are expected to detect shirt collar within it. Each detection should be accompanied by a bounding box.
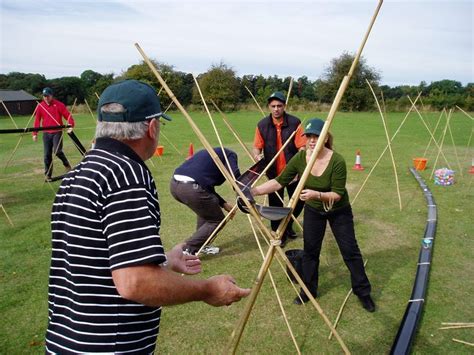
[271,112,287,127]
[94,137,146,166]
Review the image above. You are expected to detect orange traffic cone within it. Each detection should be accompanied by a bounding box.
[352,150,365,171]
[186,143,194,160]
[469,158,474,174]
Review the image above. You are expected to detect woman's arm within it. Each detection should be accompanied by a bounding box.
[300,189,341,202]
[251,179,283,196]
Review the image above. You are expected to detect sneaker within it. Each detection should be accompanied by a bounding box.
[201,245,220,255]
[358,295,376,312]
[65,165,72,173]
[45,176,52,182]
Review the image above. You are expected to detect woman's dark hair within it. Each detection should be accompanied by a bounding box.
[325,132,333,150]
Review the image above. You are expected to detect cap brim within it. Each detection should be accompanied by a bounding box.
[159,112,172,121]
[146,112,172,121]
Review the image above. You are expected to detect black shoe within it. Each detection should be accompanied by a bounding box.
[293,291,316,305]
[358,295,376,312]
[45,176,52,183]
[286,227,298,239]
[280,236,288,248]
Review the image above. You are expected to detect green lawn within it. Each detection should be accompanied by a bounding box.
[0,109,472,354]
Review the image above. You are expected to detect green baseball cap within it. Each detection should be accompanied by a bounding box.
[42,87,53,96]
[267,91,286,104]
[98,80,172,122]
[303,118,325,136]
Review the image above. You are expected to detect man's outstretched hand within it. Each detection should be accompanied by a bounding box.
[166,243,202,275]
[204,275,251,306]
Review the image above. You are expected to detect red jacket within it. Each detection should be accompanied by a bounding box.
[33,99,75,136]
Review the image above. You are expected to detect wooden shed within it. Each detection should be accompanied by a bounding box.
[0,90,38,116]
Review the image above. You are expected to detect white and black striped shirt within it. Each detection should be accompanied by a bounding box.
[46,137,167,354]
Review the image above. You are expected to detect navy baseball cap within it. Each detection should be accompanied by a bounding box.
[42,87,53,96]
[303,118,325,136]
[267,91,286,104]
[98,80,172,122]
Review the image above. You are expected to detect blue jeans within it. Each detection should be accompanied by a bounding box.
[302,204,371,297]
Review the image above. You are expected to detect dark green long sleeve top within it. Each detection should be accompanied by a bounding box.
[275,150,350,211]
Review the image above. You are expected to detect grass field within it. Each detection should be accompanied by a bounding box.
[0,109,473,354]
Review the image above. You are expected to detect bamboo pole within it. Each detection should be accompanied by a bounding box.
[193,74,235,180]
[452,338,474,347]
[94,92,100,100]
[195,205,237,256]
[253,219,303,299]
[440,325,474,330]
[84,99,97,124]
[0,100,19,128]
[366,80,402,211]
[447,117,463,177]
[159,131,183,156]
[286,77,294,106]
[463,128,473,164]
[329,259,368,339]
[211,100,254,161]
[422,108,446,158]
[352,92,421,205]
[1,204,14,226]
[245,85,266,116]
[135,43,349,355]
[455,105,474,121]
[430,109,452,179]
[247,215,301,354]
[442,322,474,326]
[408,96,451,169]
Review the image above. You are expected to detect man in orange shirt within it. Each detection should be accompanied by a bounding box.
[33,87,75,181]
[252,92,306,246]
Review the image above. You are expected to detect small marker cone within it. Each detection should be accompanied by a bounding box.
[469,158,474,174]
[186,143,194,160]
[352,150,365,171]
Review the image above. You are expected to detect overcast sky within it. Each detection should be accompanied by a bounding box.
[0,0,472,86]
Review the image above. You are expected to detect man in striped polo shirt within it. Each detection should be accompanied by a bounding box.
[46,80,250,354]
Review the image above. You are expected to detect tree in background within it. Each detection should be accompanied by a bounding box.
[0,72,47,97]
[47,77,85,106]
[192,62,240,110]
[1,56,472,112]
[317,52,381,111]
[122,60,191,108]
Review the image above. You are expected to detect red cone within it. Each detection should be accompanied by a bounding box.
[352,150,365,171]
[469,158,474,174]
[186,143,194,160]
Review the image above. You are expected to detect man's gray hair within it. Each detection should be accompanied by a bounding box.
[95,103,149,140]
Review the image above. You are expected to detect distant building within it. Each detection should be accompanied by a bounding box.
[0,90,38,116]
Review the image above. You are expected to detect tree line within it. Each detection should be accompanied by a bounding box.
[1,53,472,112]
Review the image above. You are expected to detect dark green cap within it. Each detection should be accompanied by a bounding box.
[42,87,53,96]
[98,80,172,122]
[303,118,325,136]
[267,91,286,104]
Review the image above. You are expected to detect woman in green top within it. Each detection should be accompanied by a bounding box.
[251,118,375,311]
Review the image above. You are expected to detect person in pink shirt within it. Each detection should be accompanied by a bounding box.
[33,87,75,181]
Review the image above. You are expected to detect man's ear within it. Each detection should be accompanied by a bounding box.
[148,118,158,140]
